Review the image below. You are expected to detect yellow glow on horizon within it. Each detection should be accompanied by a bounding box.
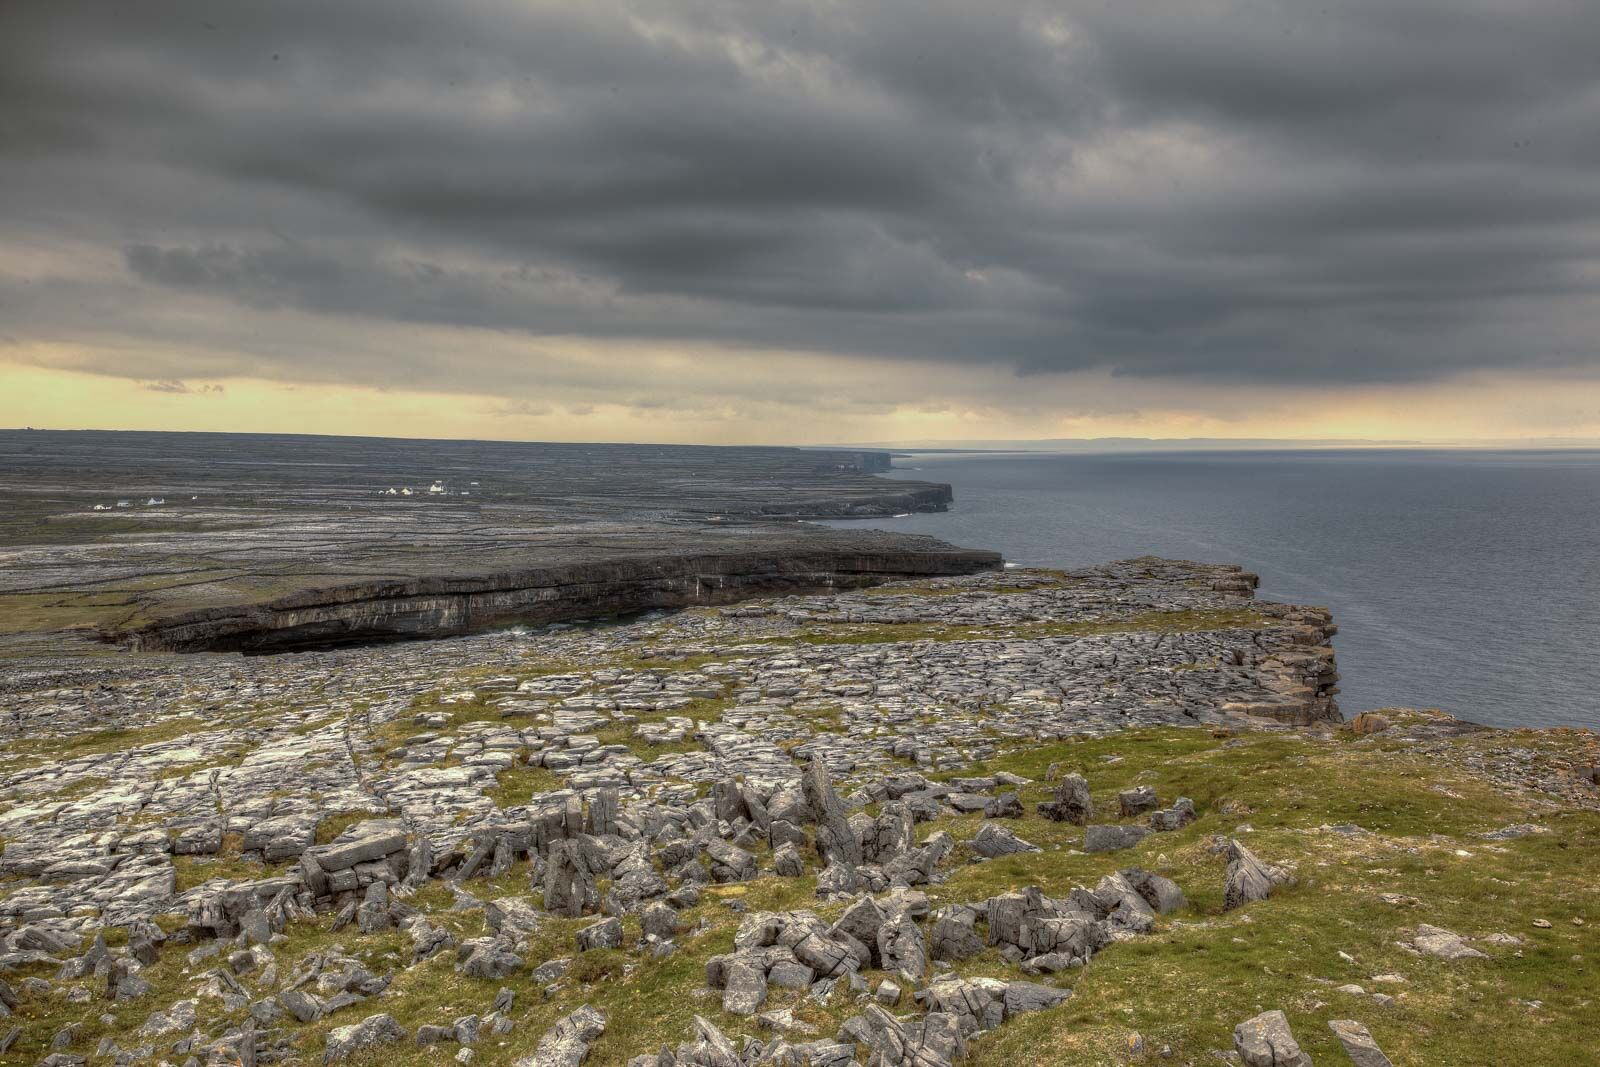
[4,358,1600,447]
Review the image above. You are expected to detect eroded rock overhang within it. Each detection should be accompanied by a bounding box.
[119,542,1004,653]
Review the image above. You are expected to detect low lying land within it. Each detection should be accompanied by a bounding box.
[0,431,996,656]
[2,556,1594,1066]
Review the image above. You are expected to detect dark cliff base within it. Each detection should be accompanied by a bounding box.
[119,542,1003,653]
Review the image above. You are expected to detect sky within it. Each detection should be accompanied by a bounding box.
[3,1,1600,445]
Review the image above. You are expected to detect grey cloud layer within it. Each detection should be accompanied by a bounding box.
[3,0,1598,390]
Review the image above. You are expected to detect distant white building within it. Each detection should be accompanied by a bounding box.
[92,504,111,511]
[428,481,446,494]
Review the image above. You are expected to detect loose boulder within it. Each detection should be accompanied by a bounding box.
[1233,1010,1311,1067]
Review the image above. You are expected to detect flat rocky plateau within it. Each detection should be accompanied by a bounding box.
[0,434,1595,1067]
[0,431,996,656]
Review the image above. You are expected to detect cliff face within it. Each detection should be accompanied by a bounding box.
[122,544,1003,653]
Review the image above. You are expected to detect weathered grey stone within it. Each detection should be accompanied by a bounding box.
[324,1013,407,1063]
[983,792,1024,819]
[280,988,325,1023]
[876,911,927,984]
[773,842,804,878]
[312,823,409,873]
[1328,1019,1393,1067]
[1003,981,1071,1016]
[1082,824,1150,853]
[640,901,680,942]
[722,962,767,1016]
[517,1005,606,1067]
[768,960,815,990]
[1091,872,1156,936]
[928,906,983,962]
[1412,924,1487,960]
[705,841,757,884]
[1038,774,1092,824]
[545,839,600,919]
[831,896,887,961]
[575,917,623,953]
[1119,868,1187,914]
[815,860,858,897]
[1223,841,1294,912]
[1118,786,1159,817]
[1233,1010,1312,1067]
[1148,797,1197,832]
[922,977,1006,1036]
[802,758,862,869]
[458,940,523,979]
[971,823,1039,858]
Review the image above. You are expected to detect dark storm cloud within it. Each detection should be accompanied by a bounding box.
[2,0,1598,388]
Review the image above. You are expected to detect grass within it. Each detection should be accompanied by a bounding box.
[772,608,1271,648]
[171,831,288,891]
[2,715,208,762]
[910,726,1600,1066]
[316,810,381,845]
[592,722,706,761]
[486,764,570,807]
[861,573,1077,597]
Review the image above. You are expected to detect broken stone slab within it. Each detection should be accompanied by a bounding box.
[517,1004,606,1067]
[1233,1010,1311,1067]
[1037,773,1092,824]
[722,961,767,1016]
[1148,797,1197,832]
[544,839,600,918]
[324,1013,407,1063]
[1118,868,1187,914]
[575,917,623,953]
[1118,786,1158,817]
[802,758,862,868]
[1090,873,1156,936]
[705,841,757,883]
[831,896,887,964]
[308,821,409,873]
[928,906,984,962]
[815,860,859,898]
[1411,924,1488,960]
[773,842,804,877]
[982,793,1024,819]
[971,824,1039,858]
[1329,1019,1394,1067]
[639,901,680,942]
[1223,840,1294,911]
[1003,981,1071,1016]
[921,976,1007,1035]
[1082,824,1150,853]
[876,911,927,985]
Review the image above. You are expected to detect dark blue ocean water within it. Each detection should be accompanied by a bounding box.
[825,450,1600,730]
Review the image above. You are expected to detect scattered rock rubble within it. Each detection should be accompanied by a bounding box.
[0,559,1348,1063]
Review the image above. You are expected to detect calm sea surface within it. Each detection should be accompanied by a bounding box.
[824,450,1600,730]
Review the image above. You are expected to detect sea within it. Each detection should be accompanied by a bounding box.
[823,449,1600,730]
